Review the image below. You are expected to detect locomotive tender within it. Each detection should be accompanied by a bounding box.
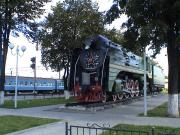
[69,35,165,102]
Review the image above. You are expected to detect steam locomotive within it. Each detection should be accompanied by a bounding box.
[69,35,165,102]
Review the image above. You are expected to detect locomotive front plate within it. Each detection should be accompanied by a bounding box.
[80,50,104,71]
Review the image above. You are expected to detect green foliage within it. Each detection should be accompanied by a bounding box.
[103,28,125,45]
[0,115,58,135]
[106,0,180,57]
[0,0,51,44]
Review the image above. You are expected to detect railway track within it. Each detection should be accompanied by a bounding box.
[65,96,143,111]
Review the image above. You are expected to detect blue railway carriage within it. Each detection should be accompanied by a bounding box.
[55,79,65,92]
[5,75,64,93]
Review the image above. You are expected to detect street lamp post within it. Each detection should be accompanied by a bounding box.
[9,44,26,108]
[143,48,147,116]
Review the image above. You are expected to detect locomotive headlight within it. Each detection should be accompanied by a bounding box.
[85,45,90,50]
[84,38,92,50]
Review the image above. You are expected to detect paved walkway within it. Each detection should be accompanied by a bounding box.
[0,94,180,135]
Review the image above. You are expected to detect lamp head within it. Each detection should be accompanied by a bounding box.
[9,43,14,50]
[21,46,26,52]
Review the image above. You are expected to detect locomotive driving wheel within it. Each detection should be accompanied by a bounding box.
[117,93,123,100]
[135,91,139,97]
[130,93,134,98]
[124,93,130,99]
[112,94,117,101]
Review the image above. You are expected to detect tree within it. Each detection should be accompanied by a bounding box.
[106,0,180,117]
[39,0,104,90]
[103,28,124,45]
[0,0,51,103]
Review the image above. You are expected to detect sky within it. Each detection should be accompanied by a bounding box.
[5,0,168,78]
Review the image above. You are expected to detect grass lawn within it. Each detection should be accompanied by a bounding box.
[100,124,180,135]
[139,102,168,117]
[0,115,59,135]
[139,102,180,117]
[0,97,76,109]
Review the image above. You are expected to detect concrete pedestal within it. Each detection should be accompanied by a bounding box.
[64,90,70,100]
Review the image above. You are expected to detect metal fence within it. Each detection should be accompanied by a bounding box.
[65,122,177,135]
